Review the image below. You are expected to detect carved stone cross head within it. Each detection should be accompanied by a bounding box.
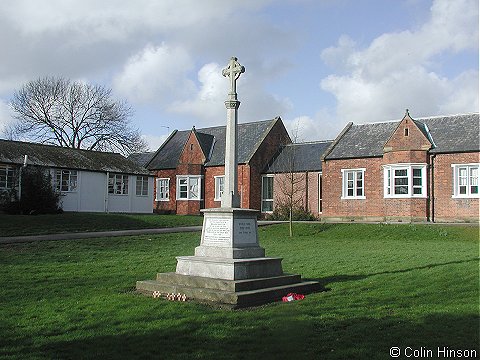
[222,57,245,95]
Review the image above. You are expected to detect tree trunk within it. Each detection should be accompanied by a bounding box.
[289,205,293,237]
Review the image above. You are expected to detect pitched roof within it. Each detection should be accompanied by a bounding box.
[0,139,151,175]
[264,141,333,173]
[193,130,215,159]
[421,113,479,153]
[127,151,155,167]
[147,118,281,170]
[325,113,479,159]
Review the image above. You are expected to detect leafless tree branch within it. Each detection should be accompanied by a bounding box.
[9,77,147,156]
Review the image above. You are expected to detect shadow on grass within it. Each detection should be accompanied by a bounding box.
[2,313,476,359]
[313,257,479,287]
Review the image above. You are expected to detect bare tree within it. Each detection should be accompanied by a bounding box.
[273,126,308,237]
[9,77,147,156]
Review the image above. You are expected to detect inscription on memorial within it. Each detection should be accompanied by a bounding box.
[203,217,232,246]
[234,219,257,244]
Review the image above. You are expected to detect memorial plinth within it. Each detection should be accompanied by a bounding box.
[176,208,282,280]
[136,206,321,307]
[136,57,321,307]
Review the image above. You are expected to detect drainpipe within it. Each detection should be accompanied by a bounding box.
[430,154,436,223]
[305,171,309,212]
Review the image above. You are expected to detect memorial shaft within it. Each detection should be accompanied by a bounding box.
[222,57,245,208]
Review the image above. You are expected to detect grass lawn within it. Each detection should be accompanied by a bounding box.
[0,223,478,359]
[0,213,203,237]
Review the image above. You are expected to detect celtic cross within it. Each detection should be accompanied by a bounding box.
[222,57,245,95]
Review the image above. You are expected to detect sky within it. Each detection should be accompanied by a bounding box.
[0,0,478,151]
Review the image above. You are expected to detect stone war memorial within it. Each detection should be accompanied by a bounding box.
[136,57,321,308]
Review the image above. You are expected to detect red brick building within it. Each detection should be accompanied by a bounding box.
[134,111,478,222]
[262,141,332,217]
[146,117,290,215]
[321,111,479,222]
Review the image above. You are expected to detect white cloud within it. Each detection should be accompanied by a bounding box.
[0,99,14,137]
[141,133,169,152]
[439,70,480,115]
[283,108,340,143]
[168,63,225,125]
[168,62,293,127]
[113,43,195,105]
[320,0,479,123]
[1,0,273,42]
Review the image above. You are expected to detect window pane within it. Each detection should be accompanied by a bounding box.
[458,168,467,186]
[189,177,199,199]
[395,186,408,194]
[262,177,273,200]
[395,178,408,186]
[395,169,407,177]
[215,177,224,199]
[413,168,422,177]
[470,167,478,185]
[178,178,188,199]
[262,200,273,212]
[108,175,114,193]
[413,178,422,186]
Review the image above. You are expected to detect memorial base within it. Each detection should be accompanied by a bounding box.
[136,207,322,307]
[136,273,322,308]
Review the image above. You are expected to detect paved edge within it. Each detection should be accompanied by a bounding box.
[0,226,203,244]
[0,220,476,245]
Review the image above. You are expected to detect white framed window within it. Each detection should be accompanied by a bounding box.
[55,169,78,192]
[452,164,479,198]
[156,178,170,201]
[176,175,202,200]
[136,176,149,196]
[0,165,16,190]
[383,164,427,198]
[261,175,274,212]
[341,169,365,199]
[108,174,128,195]
[214,176,225,201]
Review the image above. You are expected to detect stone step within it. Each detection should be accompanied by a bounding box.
[136,278,322,308]
[176,256,284,280]
[155,272,302,291]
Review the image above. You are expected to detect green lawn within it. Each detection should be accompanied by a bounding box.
[0,223,478,359]
[0,213,203,236]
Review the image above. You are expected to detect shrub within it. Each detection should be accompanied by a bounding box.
[265,204,316,221]
[3,166,62,215]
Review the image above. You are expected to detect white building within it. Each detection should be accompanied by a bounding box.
[0,139,154,213]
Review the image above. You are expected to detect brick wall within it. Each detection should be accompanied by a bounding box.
[203,164,252,209]
[273,172,307,208]
[152,169,177,214]
[383,115,432,153]
[249,119,291,211]
[432,152,479,222]
[322,157,385,219]
[323,151,479,222]
[178,131,206,165]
